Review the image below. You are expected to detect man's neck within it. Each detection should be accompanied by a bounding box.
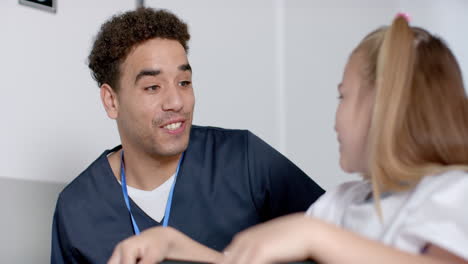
[108,146,182,191]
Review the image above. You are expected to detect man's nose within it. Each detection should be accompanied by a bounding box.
[162,85,183,112]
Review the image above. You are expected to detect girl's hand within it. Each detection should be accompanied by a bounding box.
[220,213,315,264]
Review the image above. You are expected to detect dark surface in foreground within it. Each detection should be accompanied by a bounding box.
[161,260,316,264]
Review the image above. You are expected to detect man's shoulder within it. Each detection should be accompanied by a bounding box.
[190,125,275,152]
[190,125,253,143]
[57,147,118,207]
[191,125,249,136]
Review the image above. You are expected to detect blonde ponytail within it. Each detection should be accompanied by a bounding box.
[353,16,468,218]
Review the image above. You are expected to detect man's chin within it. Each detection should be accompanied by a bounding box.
[151,140,189,157]
[162,147,187,157]
[148,127,191,156]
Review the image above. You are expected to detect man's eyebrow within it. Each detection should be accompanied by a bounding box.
[135,69,161,84]
[178,63,192,72]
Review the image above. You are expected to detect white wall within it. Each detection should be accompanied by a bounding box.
[0,0,133,183]
[1,1,467,189]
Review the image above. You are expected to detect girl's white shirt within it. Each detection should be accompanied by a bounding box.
[307,170,468,259]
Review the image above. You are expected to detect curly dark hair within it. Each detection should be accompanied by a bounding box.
[88,7,190,91]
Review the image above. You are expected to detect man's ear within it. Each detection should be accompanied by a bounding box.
[100,84,119,119]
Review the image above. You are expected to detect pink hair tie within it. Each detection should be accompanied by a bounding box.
[396,12,411,22]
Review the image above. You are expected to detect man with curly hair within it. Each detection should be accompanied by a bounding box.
[51,7,324,263]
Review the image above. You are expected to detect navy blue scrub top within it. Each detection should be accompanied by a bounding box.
[51,126,325,264]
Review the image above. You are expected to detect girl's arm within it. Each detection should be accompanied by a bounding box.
[220,213,467,264]
[306,216,467,264]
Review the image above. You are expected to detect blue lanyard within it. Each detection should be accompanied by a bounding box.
[120,150,185,235]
